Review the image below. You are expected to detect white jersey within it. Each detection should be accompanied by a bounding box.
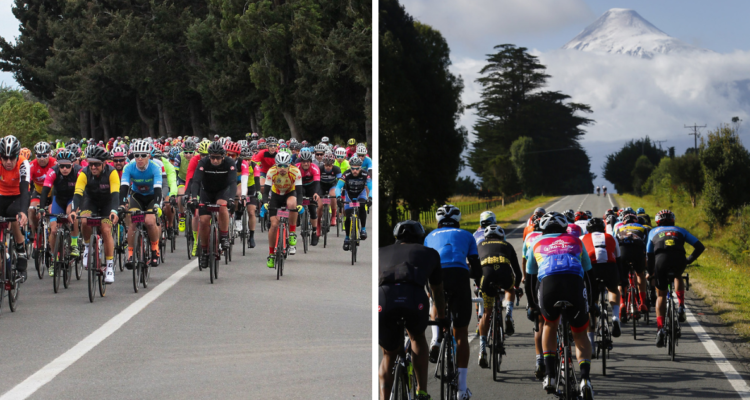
[574,220,589,235]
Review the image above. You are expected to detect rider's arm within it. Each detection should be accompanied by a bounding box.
[119,164,131,205]
[240,174,248,196]
[366,176,372,197]
[687,240,705,264]
[108,169,121,213]
[152,162,163,204]
[19,159,31,212]
[189,162,204,198]
[39,169,56,209]
[73,170,88,211]
[509,245,523,287]
[163,158,177,195]
[334,178,345,197]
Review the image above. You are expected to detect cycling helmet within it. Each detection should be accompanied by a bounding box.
[251,132,259,140]
[574,211,587,221]
[169,147,180,159]
[349,156,363,167]
[86,145,110,162]
[266,136,278,146]
[636,208,645,215]
[611,206,619,213]
[237,140,248,148]
[279,143,288,149]
[534,207,546,215]
[623,214,638,224]
[563,209,575,222]
[131,140,152,154]
[208,141,226,155]
[34,142,51,155]
[240,146,253,159]
[321,136,329,144]
[335,148,347,158]
[347,138,356,146]
[356,144,367,155]
[299,149,313,161]
[66,143,82,157]
[604,209,615,218]
[213,134,220,140]
[182,140,197,152]
[655,209,675,226]
[289,138,298,144]
[585,210,593,219]
[624,207,634,214]
[224,141,241,155]
[322,152,335,165]
[197,140,211,155]
[278,139,286,145]
[56,149,76,163]
[291,142,302,151]
[20,147,32,160]
[479,211,496,228]
[274,151,292,166]
[0,136,21,158]
[586,218,605,233]
[111,146,127,158]
[152,148,165,159]
[538,212,568,232]
[300,140,309,147]
[436,204,461,226]
[314,143,327,153]
[393,220,425,243]
[483,224,505,239]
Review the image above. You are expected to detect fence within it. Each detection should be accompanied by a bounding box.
[396,192,524,225]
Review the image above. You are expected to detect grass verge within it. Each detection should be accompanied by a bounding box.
[615,193,750,341]
[424,195,557,233]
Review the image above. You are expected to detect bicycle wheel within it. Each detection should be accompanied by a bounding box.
[62,233,71,289]
[133,229,143,293]
[208,224,216,284]
[439,338,449,400]
[389,360,408,400]
[302,211,309,254]
[35,223,45,280]
[336,210,340,237]
[52,235,61,293]
[670,303,676,361]
[75,243,83,280]
[321,207,329,248]
[214,224,220,280]
[87,234,97,303]
[493,307,503,380]
[185,213,193,260]
[275,223,284,280]
[599,309,607,376]
[351,216,358,265]
[631,285,637,339]
[241,209,247,256]
[563,334,571,400]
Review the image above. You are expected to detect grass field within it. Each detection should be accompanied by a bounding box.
[423,195,557,232]
[616,193,750,341]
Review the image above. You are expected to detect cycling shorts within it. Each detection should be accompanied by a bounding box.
[268,191,296,218]
[442,267,472,328]
[0,195,23,219]
[301,186,318,220]
[620,244,646,281]
[379,283,429,352]
[538,274,589,332]
[50,197,73,220]
[129,193,157,211]
[321,182,335,193]
[590,262,620,302]
[653,254,687,291]
[198,188,233,217]
[479,264,514,310]
[30,189,49,205]
[177,177,186,187]
[79,197,113,225]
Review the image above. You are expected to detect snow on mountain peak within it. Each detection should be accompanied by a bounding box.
[562,8,710,58]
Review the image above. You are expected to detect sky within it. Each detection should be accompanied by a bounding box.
[401,0,750,193]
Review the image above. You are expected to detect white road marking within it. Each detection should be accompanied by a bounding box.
[686,307,750,399]
[576,194,589,211]
[607,193,615,208]
[0,259,200,400]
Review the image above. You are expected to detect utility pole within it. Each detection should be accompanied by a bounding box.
[685,123,706,152]
[655,140,667,149]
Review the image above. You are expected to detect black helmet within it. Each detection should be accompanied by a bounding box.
[586,218,606,233]
[86,145,110,161]
[208,141,226,155]
[393,220,425,243]
[56,150,76,163]
[0,136,21,158]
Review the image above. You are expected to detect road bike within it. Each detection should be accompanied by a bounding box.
[592,276,613,376]
[183,196,194,260]
[237,197,249,256]
[344,199,362,265]
[84,216,107,303]
[623,262,648,339]
[388,318,440,400]
[0,216,21,312]
[319,196,332,248]
[125,210,157,293]
[201,203,222,284]
[433,293,458,400]
[47,214,75,293]
[665,272,689,361]
[33,208,51,279]
[553,301,579,400]
[272,207,291,280]
[113,218,127,272]
[300,197,313,254]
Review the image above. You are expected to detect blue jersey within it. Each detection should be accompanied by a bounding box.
[646,226,699,255]
[121,160,163,196]
[525,233,592,280]
[473,228,484,245]
[360,156,373,172]
[424,227,478,271]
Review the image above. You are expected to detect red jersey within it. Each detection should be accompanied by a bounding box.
[581,232,620,264]
[252,149,278,174]
[346,146,357,159]
[29,157,57,194]
[294,163,321,185]
[185,153,203,187]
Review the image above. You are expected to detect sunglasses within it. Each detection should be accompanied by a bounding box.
[276,164,289,169]
[184,152,194,156]
[36,154,49,159]
[336,155,344,159]
[350,167,361,171]
[89,162,103,167]
[1,156,16,162]
[209,155,223,161]
[58,164,73,169]
[113,158,127,163]
[228,154,238,159]
[134,154,149,159]
[315,153,323,157]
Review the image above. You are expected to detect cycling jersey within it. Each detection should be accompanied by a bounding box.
[616,223,648,246]
[473,228,485,245]
[581,232,620,264]
[424,227,479,271]
[646,226,700,256]
[252,149,279,175]
[574,220,588,235]
[345,146,357,159]
[189,156,238,197]
[295,163,321,186]
[525,233,592,280]
[41,164,82,208]
[177,152,191,181]
[567,223,584,237]
[522,224,535,241]
[184,153,204,195]
[521,231,543,259]
[334,159,349,174]
[265,165,302,196]
[0,156,31,196]
[637,213,652,227]
[335,170,371,198]
[29,157,57,194]
[73,164,120,212]
[319,165,341,187]
[477,237,522,287]
[359,156,373,172]
[120,160,163,198]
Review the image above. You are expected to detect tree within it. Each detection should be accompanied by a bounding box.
[631,155,654,196]
[603,137,666,193]
[379,0,465,245]
[469,45,595,196]
[0,92,52,148]
[454,176,478,195]
[701,124,750,227]
[510,136,540,195]
[669,154,704,207]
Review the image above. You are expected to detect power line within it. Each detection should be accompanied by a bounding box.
[654,140,667,149]
[685,123,706,151]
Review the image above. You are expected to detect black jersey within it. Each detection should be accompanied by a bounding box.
[190,156,237,196]
[339,170,369,198]
[477,237,522,287]
[320,165,341,186]
[379,242,443,287]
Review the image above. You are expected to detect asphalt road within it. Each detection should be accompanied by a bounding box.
[418,194,750,400]
[0,216,371,400]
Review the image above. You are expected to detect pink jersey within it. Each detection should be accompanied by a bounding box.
[295,163,321,185]
[567,223,584,237]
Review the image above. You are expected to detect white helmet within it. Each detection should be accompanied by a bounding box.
[436,204,461,225]
[483,224,505,239]
[34,142,51,155]
[356,144,367,155]
[335,147,346,158]
[131,141,152,154]
[538,212,568,231]
[321,136,330,143]
[274,151,292,166]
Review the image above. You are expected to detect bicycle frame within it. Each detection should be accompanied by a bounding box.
[554,302,579,400]
[274,208,290,280]
[0,216,20,313]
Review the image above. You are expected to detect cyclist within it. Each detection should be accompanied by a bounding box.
[189,141,236,270]
[345,138,357,158]
[0,136,31,281]
[262,151,303,267]
[175,140,197,233]
[293,149,321,244]
[334,148,350,174]
[647,209,705,348]
[184,140,211,256]
[356,144,373,175]
[312,144,327,168]
[28,142,57,257]
[521,214,546,379]
[525,212,594,398]
[565,209,584,237]
[423,204,480,400]
[318,152,341,228]
[574,211,589,235]
[110,146,128,178]
[603,185,607,195]
[379,221,446,400]
[72,146,120,284]
[474,211,496,243]
[476,225,522,368]
[335,156,371,250]
[596,186,600,196]
[526,207,545,227]
[40,149,83,262]
[615,213,648,320]
[226,141,248,233]
[155,146,178,239]
[636,207,651,227]
[238,144,260,248]
[581,217,622,343]
[119,141,163,268]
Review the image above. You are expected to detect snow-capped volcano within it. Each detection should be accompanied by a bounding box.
[562,8,711,58]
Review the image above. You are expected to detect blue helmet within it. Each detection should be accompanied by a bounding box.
[636,207,645,214]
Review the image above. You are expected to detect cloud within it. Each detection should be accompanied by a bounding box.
[402,0,594,53]
[0,0,20,87]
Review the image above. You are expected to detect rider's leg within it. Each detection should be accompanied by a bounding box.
[145,214,160,254]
